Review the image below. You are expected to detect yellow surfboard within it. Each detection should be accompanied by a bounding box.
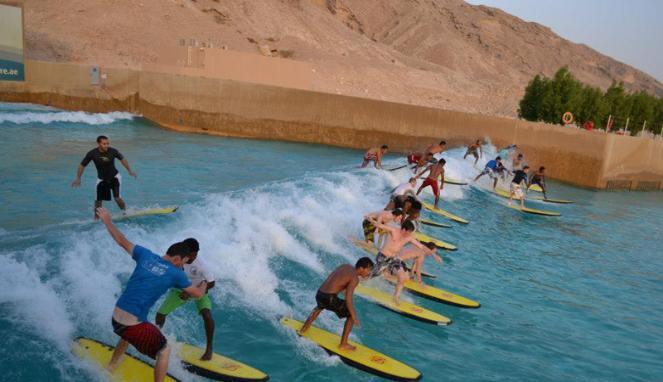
[112,206,178,221]
[401,281,480,309]
[505,204,561,216]
[412,231,457,251]
[178,343,269,381]
[72,337,181,382]
[281,317,422,381]
[350,238,436,279]
[421,202,469,224]
[420,219,452,229]
[355,284,451,325]
[530,196,574,204]
[528,184,544,192]
[494,189,564,215]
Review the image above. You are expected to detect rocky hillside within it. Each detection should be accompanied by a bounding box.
[23,0,662,117]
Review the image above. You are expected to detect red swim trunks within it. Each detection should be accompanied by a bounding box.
[421,178,440,197]
[112,319,167,359]
[407,153,422,164]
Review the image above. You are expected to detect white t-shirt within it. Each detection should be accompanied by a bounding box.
[393,182,416,196]
[183,258,214,285]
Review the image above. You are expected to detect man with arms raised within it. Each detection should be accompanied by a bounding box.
[156,238,216,361]
[299,257,375,351]
[366,220,435,305]
[72,135,137,219]
[97,207,207,382]
[414,159,446,209]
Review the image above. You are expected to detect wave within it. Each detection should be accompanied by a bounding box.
[0,111,136,125]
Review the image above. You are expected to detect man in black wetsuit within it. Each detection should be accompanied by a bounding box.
[509,165,530,207]
[71,135,137,219]
[529,166,547,198]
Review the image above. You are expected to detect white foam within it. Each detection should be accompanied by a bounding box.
[0,111,136,125]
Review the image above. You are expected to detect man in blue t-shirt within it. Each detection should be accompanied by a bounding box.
[97,207,207,382]
[474,156,508,189]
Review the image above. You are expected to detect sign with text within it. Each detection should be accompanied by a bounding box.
[0,3,24,81]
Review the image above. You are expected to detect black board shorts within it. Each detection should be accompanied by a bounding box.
[315,290,350,318]
[97,176,121,201]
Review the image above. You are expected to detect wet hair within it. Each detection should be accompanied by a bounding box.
[424,242,436,250]
[401,220,415,232]
[539,166,545,171]
[411,200,422,211]
[183,238,199,253]
[408,177,416,183]
[439,140,446,145]
[476,139,481,143]
[517,154,523,158]
[496,156,502,161]
[96,135,108,143]
[356,257,375,269]
[166,242,192,258]
[381,145,389,149]
[406,195,417,204]
[391,208,404,217]
[523,165,530,170]
[438,158,446,165]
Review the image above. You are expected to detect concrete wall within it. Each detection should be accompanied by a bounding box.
[1,59,662,190]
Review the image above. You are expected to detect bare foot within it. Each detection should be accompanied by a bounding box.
[339,343,356,351]
[393,297,401,306]
[201,350,213,361]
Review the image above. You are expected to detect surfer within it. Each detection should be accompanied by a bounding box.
[366,219,435,305]
[529,166,548,198]
[361,145,389,169]
[414,159,446,209]
[71,135,137,219]
[509,166,530,207]
[409,152,435,174]
[362,209,404,244]
[474,156,506,190]
[423,140,447,158]
[97,207,208,382]
[391,178,418,197]
[399,242,442,284]
[512,153,525,171]
[155,238,216,361]
[299,257,375,351]
[463,139,483,165]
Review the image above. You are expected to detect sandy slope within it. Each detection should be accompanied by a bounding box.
[22,0,662,117]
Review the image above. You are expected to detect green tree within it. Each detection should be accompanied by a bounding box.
[628,90,656,134]
[518,74,547,121]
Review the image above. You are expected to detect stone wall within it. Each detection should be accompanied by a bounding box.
[1,59,661,190]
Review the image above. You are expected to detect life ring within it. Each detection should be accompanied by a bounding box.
[562,112,574,125]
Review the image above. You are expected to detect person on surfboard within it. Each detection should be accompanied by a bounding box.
[398,242,442,284]
[361,145,388,169]
[423,140,447,158]
[509,166,530,207]
[391,178,418,197]
[474,156,507,190]
[365,219,435,305]
[408,152,435,174]
[299,257,374,351]
[155,238,216,361]
[463,139,483,165]
[529,166,548,198]
[512,153,526,171]
[363,209,404,245]
[72,135,137,219]
[414,158,446,209]
[97,207,208,382]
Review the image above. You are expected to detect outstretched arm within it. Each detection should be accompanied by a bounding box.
[120,158,137,178]
[409,238,435,255]
[72,164,86,187]
[183,281,208,299]
[97,207,134,255]
[413,166,431,180]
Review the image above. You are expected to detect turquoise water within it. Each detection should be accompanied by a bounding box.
[1,102,662,381]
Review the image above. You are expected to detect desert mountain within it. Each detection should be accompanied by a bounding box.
[23,0,663,117]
